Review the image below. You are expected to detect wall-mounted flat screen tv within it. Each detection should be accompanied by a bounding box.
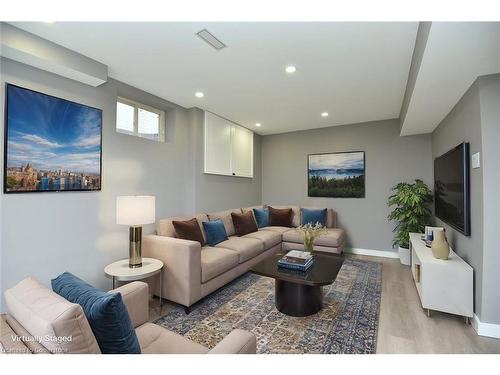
[434,142,470,236]
[4,84,102,193]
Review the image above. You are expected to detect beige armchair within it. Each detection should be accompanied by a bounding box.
[1,278,256,354]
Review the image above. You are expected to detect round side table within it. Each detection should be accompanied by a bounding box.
[104,258,164,313]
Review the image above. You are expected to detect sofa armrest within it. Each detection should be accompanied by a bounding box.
[142,235,202,307]
[110,281,149,328]
[208,329,256,354]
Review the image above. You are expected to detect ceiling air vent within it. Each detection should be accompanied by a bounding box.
[196,29,227,50]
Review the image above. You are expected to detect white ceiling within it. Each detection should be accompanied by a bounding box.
[400,22,500,135]
[10,22,418,135]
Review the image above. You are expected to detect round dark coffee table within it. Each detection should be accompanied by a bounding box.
[251,251,345,317]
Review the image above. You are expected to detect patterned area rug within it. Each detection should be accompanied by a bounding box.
[154,257,382,354]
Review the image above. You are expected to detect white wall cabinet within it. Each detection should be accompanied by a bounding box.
[204,111,254,178]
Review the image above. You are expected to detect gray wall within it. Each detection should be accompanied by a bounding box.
[261,119,433,253]
[431,80,484,318]
[431,74,500,325]
[188,108,262,212]
[0,58,262,310]
[477,74,500,324]
[0,58,191,309]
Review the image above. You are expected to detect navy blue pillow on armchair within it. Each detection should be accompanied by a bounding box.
[51,272,141,354]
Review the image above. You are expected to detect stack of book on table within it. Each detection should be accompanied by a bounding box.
[277,250,314,271]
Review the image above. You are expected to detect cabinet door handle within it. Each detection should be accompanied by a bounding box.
[415,264,421,283]
[232,173,236,176]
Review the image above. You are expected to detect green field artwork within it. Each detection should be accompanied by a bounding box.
[308,151,365,198]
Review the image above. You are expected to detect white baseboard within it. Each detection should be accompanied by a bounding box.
[345,247,399,259]
[472,314,500,339]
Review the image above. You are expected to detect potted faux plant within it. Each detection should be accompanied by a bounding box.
[388,179,433,265]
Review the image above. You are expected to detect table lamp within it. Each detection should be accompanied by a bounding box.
[116,196,156,268]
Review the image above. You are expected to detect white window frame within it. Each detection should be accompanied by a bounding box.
[116,97,166,142]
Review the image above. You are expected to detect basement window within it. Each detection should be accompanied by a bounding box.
[116,97,166,142]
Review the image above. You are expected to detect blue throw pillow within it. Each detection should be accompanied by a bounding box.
[253,207,269,228]
[51,272,141,354]
[301,208,327,226]
[203,219,228,246]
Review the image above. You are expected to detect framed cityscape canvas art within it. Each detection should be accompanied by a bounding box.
[308,151,365,198]
[4,84,102,193]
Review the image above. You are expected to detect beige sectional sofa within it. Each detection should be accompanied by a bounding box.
[143,205,345,312]
[1,278,255,354]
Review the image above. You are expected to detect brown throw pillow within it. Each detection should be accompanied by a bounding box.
[172,218,205,246]
[231,211,258,236]
[268,206,293,227]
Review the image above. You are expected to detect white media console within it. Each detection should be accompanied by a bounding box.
[409,233,473,322]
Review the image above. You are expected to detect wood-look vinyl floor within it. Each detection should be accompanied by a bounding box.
[149,254,500,354]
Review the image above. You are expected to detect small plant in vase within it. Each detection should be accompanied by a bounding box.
[295,222,329,252]
[388,179,433,265]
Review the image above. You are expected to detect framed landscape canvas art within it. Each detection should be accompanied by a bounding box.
[308,151,365,198]
[4,84,102,193]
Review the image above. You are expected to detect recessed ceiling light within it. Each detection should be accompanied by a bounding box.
[285,65,297,74]
[195,92,204,98]
[255,123,262,127]
[321,112,329,117]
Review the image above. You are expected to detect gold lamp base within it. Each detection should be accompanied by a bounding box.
[129,226,143,268]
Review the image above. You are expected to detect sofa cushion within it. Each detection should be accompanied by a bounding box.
[136,323,208,354]
[241,205,264,220]
[301,207,337,228]
[215,237,264,263]
[231,211,258,236]
[301,208,327,226]
[157,213,208,242]
[4,277,101,354]
[260,226,294,235]
[282,228,345,247]
[268,206,293,227]
[202,219,228,246]
[242,229,281,249]
[267,205,300,227]
[52,272,141,354]
[252,207,269,228]
[201,247,240,283]
[173,218,206,246]
[207,209,242,236]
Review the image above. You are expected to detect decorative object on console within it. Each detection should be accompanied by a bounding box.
[268,206,293,227]
[202,219,228,246]
[308,151,365,198]
[116,195,156,268]
[301,207,327,226]
[4,84,102,193]
[231,211,258,236]
[431,229,450,260]
[51,272,141,354]
[423,226,444,247]
[252,207,269,228]
[387,179,433,266]
[173,217,206,246]
[295,222,328,252]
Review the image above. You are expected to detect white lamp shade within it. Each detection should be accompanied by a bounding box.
[116,196,156,226]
